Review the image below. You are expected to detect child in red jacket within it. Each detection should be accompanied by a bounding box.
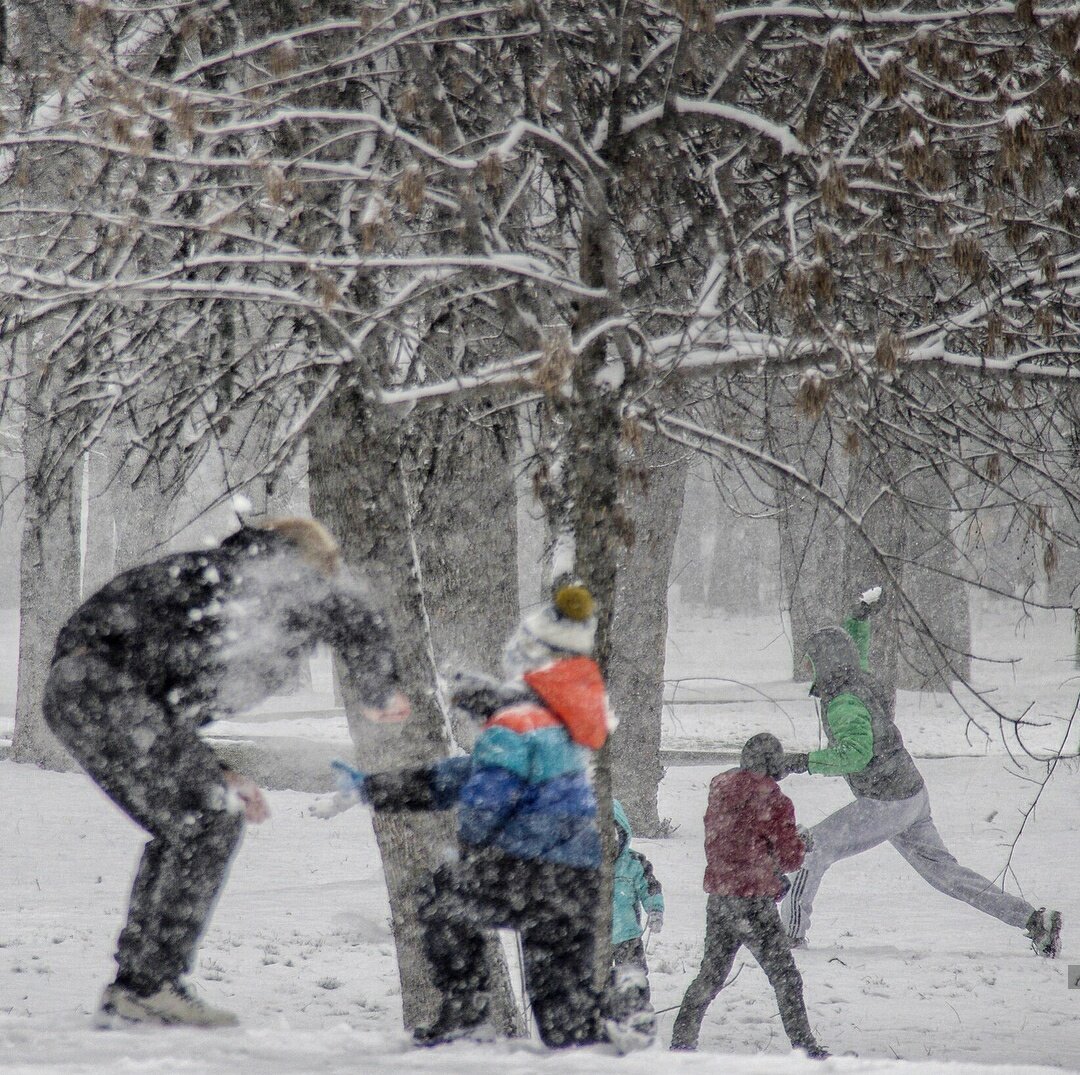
[671,733,827,1058]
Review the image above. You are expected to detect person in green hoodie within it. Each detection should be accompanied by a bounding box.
[611,800,665,1004]
[780,587,1061,958]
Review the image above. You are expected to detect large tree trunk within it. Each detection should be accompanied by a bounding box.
[8,0,84,770]
[12,390,79,770]
[766,381,846,677]
[307,381,521,1036]
[83,433,184,594]
[608,434,688,835]
[899,464,972,689]
[566,213,625,997]
[405,313,520,746]
[842,441,907,702]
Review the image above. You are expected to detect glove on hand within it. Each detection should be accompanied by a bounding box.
[851,585,885,620]
[331,759,369,796]
[308,760,369,820]
[646,911,664,935]
[781,752,810,777]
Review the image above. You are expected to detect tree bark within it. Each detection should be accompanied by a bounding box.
[842,441,907,702]
[12,386,79,770]
[608,434,688,835]
[898,464,972,689]
[307,380,521,1036]
[766,381,846,677]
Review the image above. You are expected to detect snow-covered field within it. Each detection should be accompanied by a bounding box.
[3,601,1080,1073]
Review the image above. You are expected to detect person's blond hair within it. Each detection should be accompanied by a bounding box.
[261,517,342,577]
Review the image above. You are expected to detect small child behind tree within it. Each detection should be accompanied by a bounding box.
[671,733,826,1059]
[611,800,665,1004]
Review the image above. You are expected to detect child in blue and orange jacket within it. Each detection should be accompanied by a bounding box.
[338,585,630,1050]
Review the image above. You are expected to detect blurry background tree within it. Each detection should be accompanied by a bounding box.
[5,0,1080,1029]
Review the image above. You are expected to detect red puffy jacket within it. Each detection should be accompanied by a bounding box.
[702,769,806,899]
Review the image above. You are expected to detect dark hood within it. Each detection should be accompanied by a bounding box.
[805,626,861,698]
[740,732,784,779]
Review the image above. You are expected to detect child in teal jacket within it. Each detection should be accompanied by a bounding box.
[612,800,665,1002]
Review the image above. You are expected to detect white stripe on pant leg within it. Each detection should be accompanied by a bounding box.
[786,869,808,938]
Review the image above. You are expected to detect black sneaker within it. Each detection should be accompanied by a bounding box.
[413,1018,496,1047]
[1025,908,1062,958]
[412,995,494,1047]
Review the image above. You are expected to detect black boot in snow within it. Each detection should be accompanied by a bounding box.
[412,994,494,1047]
[1025,908,1063,958]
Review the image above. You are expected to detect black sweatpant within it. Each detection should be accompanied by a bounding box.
[611,936,650,1004]
[671,894,818,1052]
[417,848,605,1048]
[43,654,244,996]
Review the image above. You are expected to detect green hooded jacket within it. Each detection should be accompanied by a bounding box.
[804,617,924,801]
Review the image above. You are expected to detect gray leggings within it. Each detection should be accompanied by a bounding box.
[781,787,1033,942]
[43,653,244,995]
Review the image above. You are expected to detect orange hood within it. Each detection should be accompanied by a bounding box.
[524,656,610,750]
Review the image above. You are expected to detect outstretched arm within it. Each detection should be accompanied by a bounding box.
[320,586,409,721]
[843,585,884,671]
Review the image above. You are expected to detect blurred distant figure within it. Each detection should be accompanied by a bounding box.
[43,517,408,1028]
[671,733,825,1059]
[611,799,664,1004]
[780,589,1061,959]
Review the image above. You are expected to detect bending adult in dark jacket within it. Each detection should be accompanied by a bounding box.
[43,518,409,1028]
[780,610,1060,957]
[672,734,825,1058]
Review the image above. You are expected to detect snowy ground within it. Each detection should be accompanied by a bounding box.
[3,600,1080,1072]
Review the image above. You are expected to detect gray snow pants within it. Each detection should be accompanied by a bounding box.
[781,787,1033,942]
[671,894,818,1052]
[43,653,244,996]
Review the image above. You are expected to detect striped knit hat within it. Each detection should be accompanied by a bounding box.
[502,584,598,678]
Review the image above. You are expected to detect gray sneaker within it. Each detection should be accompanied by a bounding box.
[96,981,239,1028]
[605,1009,656,1054]
[1025,908,1062,958]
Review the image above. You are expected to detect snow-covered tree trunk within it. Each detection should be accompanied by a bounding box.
[83,431,185,596]
[405,311,520,716]
[408,401,519,743]
[307,380,521,1037]
[767,383,846,677]
[842,442,907,702]
[567,210,625,995]
[899,466,972,690]
[12,372,79,770]
[7,1,82,770]
[608,434,688,835]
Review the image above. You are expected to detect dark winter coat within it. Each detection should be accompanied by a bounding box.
[365,656,610,869]
[612,799,664,944]
[805,623,924,802]
[702,769,805,899]
[51,525,400,726]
